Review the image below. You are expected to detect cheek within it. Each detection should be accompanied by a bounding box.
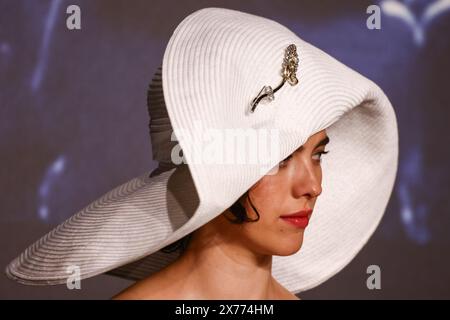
[245,176,293,235]
[239,179,304,255]
[250,176,287,219]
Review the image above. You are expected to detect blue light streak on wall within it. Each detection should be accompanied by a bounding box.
[38,154,66,221]
[30,0,63,93]
[381,0,450,46]
[397,146,431,244]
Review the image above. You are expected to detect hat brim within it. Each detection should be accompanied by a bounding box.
[6,93,398,294]
[5,165,202,286]
[111,96,398,294]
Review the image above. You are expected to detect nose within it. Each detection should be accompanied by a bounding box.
[290,159,322,199]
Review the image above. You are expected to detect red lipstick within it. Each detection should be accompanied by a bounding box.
[280,209,312,229]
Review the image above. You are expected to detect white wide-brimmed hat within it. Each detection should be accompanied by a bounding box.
[5,7,398,294]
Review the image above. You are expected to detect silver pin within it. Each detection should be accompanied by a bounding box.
[250,44,299,113]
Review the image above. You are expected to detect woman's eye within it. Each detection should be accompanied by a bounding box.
[279,150,329,167]
[313,150,329,162]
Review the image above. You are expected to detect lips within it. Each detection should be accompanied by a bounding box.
[280,209,312,218]
[280,209,312,228]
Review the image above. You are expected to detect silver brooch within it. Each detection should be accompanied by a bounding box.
[250,44,299,113]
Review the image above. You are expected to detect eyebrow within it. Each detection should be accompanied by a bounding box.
[296,136,330,152]
[315,136,330,149]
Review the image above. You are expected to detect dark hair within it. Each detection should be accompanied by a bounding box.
[160,191,260,254]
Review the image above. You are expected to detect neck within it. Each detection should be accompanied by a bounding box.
[168,219,276,299]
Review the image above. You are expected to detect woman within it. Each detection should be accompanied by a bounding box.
[5,7,398,300]
[113,129,329,300]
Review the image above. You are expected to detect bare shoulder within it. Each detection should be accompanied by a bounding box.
[112,280,156,300]
[112,270,179,300]
[271,279,300,300]
[283,291,301,300]
[277,288,300,300]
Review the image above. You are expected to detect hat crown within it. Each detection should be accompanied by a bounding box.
[147,66,178,171]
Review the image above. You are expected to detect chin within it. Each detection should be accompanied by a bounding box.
[273,236,304,256]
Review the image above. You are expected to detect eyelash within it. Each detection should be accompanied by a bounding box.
[279,150,329,167]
